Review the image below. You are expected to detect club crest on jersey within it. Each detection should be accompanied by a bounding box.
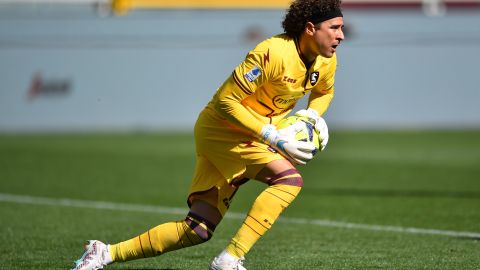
[310,72,319,86]
[244,66,262,82]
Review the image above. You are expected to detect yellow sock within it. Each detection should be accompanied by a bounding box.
[226,184,301,258]
[110,213,215,262]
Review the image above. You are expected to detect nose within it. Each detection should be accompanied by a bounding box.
[338,28,345,41]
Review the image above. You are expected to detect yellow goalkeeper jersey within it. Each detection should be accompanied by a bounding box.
[206,33,337,137]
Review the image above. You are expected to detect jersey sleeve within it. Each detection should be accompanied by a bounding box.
[231,46,275,95]
[308,54,337,116]
[213,42,282,136]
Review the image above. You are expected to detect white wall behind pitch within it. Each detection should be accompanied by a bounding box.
[0,6,479,132]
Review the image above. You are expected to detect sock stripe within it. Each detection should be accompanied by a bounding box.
[271,176,303,187]
[269,186,297,198]
[243,220,263,236]
[147,230,154,254]
[180,224,193,245]
[267,169,300,185]
[187,212,217,233]
[270,174,300,182]
[175,223,185,248]
[186,216,215,234]
[264,190,291,205]
[138,235,146,258]
[247,214,270,230]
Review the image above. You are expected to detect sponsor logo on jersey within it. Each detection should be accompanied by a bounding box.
[310,71,319,86]
[282,76,297,84]
[244,66,262,82]
[273,94,300,109]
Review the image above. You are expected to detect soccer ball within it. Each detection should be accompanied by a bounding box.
[276,115,320,155]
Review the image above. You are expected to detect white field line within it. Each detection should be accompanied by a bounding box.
[1,192,479,239]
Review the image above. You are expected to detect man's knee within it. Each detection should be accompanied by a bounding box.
[267,168,304,187]
[184,211,217,243]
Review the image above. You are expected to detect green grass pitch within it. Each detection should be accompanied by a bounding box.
[0,131,479,269]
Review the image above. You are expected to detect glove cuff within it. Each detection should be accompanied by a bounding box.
[259,124,278,145]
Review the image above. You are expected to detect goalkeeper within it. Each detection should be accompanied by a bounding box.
[71,0,344,269]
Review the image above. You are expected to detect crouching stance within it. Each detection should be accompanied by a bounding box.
[73,165,304,270]
[71,0,343,268]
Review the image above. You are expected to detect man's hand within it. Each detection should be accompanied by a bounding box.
[259,124,315,165]
[295,108,329,151]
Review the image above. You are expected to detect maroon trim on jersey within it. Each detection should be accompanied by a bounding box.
[263,49,270,66]
[232,177,250,187]
[259,100,276,116]
[233,71,253,95]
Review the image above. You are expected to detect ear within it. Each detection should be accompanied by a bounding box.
[305,22,316,36]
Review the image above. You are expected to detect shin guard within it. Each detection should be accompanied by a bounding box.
[110,212,216,262]
[226,168,303,258]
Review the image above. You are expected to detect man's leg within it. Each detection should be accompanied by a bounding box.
[211,159,303,267]
[72,194,223,270]
[110,195,223,262]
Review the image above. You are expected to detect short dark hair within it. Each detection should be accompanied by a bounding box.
[282,0,343,38]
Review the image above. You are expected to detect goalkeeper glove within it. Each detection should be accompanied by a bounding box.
[259,123,315,165]
[295,108,329,151]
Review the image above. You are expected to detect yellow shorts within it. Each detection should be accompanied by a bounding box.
[187,108,284,215]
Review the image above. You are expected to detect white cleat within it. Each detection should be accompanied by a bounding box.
[71,240,111,270]
[209,250,246,270]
